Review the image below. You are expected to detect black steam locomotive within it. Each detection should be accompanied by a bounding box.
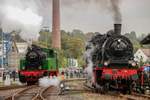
[85,24,138,93]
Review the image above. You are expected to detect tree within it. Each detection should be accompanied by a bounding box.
[61,30,86,67]
[85,32,95,40]
[124,31,141,52]
[38,29,51,47]
[71,29,86,40]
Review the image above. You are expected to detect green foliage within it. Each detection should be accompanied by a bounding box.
[61,29,86,67]
[54,49,67,68]
[124,31,141,52]
[38,29,51,48]
[77,56,85,67]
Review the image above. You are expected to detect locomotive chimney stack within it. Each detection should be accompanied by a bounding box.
[114,24,121,35]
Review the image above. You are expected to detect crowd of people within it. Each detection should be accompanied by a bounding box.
[61,68,86,79]
[2,70,17,81]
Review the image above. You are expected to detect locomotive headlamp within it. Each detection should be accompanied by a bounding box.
[22,67,25,70]
[39,66,42,70]
[104,61,109,66]
[60,83,64,88]
[118,39,121,42]
[131,62,136,66]
[60,82,65,88]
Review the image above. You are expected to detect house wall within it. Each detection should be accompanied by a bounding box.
[0,42,28,70]
[134,49,149,63]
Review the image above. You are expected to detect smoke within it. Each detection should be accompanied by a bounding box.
[93,0,122,24]
[61,0,122,24]
[84,43,95,80]
[39,76,60,87]
[93,0,122,23]
[0,0,43,41]
[110,0,122,24]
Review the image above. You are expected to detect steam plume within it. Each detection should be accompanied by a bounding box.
[39,76,60,87]
[84,42,95,81]
[0,0,43,41]
[61,0,122,24]
[110,0,122,24]
[92,0,122,23]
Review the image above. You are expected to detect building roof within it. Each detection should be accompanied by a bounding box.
[141,49,150,57]
[140,34,150,44]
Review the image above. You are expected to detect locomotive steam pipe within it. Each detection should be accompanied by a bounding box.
[114,24,122,35]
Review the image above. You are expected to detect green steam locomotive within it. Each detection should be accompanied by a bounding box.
[18,44,59,85]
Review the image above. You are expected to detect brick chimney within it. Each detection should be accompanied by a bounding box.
[52,0,61,49]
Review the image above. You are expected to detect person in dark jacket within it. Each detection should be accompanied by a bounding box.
[12,71,16,81]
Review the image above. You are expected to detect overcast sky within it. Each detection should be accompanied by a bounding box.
[40,0,150,36]
[0,0,150,37]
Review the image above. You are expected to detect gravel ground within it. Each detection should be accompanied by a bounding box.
[46,80,126,100]
[0,79,148,100]
[47,91,126,100]
[0,88,22,99]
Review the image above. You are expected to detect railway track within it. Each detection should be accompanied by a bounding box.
[131,93,150,100]
[31,86,54,100]
[118,93,150,100]
[4,85,59,100]
[83,82,150,100]
[0,85,27,99]
[0,85,26,90]
[62,78,87,82]
[56,79,91,95]
[5,85,40,100]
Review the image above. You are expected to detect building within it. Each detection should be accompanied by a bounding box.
[0,42,28,70]
[68,58,78,68]
[134,49,150,64]
[16,42,28,57]
[8,42,28,70]
[140,34,150,44]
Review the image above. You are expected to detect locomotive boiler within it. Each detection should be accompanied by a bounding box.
[25,45,46,70]
[85,24,138,93]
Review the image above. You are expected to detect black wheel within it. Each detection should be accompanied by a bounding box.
[104,83,110,93]
[122,88,128,94]
[122,86,131,94]
[27,81,36,85]
[43,72,49,76]
[19,73,26,83]
[100,84,109,94]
